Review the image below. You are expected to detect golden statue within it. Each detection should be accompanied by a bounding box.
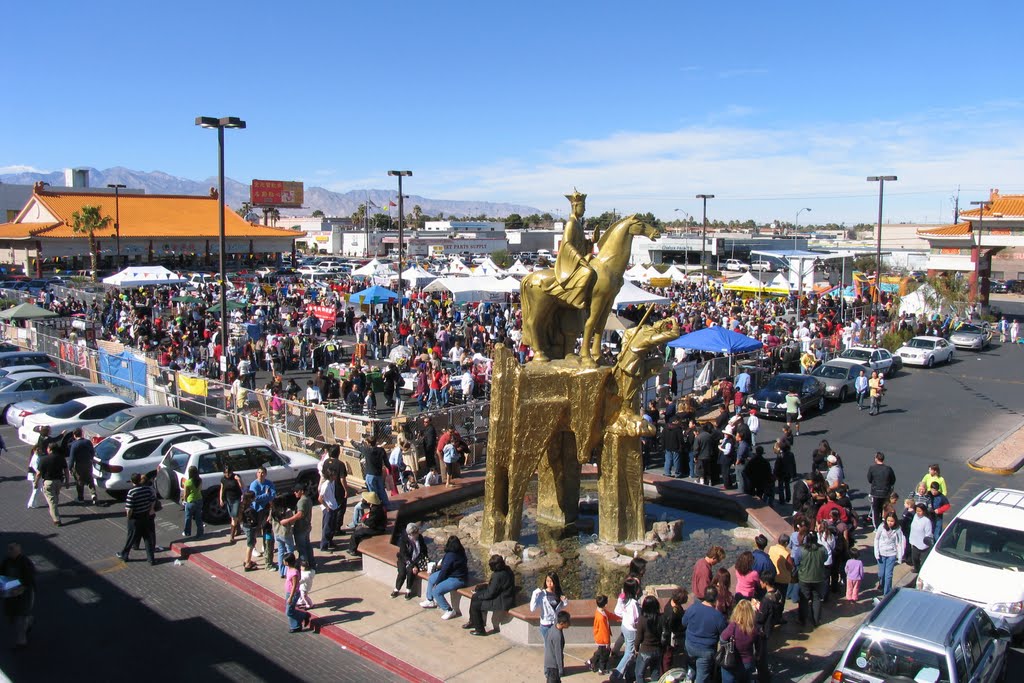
[521,212,660,365]
[481,192,677,545]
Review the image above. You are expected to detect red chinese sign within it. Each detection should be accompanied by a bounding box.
[307,304,337,332]
[251,179,304,208]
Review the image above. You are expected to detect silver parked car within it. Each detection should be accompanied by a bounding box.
[950,322,994,351]
[82,405,236,444]
[810,359,871,402]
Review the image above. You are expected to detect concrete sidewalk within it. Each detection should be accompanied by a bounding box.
[169,503,912,683]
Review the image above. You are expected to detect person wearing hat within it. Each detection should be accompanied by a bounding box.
[349,490,387,555]
[825,455,845,491]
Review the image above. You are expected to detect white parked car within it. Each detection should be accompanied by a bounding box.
[6,383,119,429]
[92,424,215,497]
[838,345,903,377]
[724,259,749,272]
[896,335,955,368]
[750,259,774,272]
[0,365,58,379]
[17,395,132,445]
[918,488,1024,635]
[155,435,320,523]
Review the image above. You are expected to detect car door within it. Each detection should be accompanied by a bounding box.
[248,446,293,489]
[965,611,1003,683]
[937,339,951,361]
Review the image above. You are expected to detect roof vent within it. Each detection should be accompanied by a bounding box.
[64,168,89,188]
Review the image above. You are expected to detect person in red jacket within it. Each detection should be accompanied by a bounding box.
[928,481,951,536]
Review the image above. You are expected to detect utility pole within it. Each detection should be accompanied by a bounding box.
[696,194,714,272]
[866,175,897,344]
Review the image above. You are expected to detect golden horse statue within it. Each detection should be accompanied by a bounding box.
[521,215,661,366]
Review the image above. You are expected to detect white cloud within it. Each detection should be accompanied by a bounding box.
[411,102,1024,224]
[0,164,50,174]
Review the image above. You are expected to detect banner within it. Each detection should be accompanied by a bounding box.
[98,349,148,398]
[177,373,209,397]
[307,304,337,332]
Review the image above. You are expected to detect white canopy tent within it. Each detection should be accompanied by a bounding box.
[506,260,532,276]
[642,266,664,282]
[401,266,437,287]
[624,263,648,281]
[445,256,473,275]
[613,280,671,308]
[352,258,383,277]
[663,265,688,283]
[472,257,506,276]
[899,284,948,317]
[103,265,186,287]
[423,276,512,303]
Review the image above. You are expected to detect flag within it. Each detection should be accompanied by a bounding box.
[388,201,397,207]
[367,199,379,209]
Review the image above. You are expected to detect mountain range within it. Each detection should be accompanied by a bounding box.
[0,166,543,219]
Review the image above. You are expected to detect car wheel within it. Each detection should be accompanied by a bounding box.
[203,490,229,525]
[838,387,848,402]
[0,405,9,425]
[947,350,953,364]
[157,471,177,500]
[926,356,934,368]
[817,396,825,412]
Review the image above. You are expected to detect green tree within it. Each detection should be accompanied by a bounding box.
[523,213,542,228]
[70,205,111,281]
[236,201,253,219]
[371,213,391,230]
[351,203,367,228]
[504,213,524,231]
[412,204,424,230]
[540,212,553,224]
[587,211,618,237]
[311,209,325,218]
[490,249,511,268]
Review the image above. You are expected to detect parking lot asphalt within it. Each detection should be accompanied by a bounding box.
[0,423,400,683]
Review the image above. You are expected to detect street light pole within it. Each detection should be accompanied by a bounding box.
[696,194,714,272]
[107,183,126,267]
[794,207,811,251]
[970,199,992,310]
[866,175,897,344]
[388,170,412,297]
[196,115,246,382]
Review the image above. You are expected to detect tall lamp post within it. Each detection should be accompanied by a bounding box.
[866,175,897,343]
[970,199,992,309]
[107,183,126,267]
[696,194,714,272]
[388,170,412,296]
[196,115,246,381]
[794,207,811,249]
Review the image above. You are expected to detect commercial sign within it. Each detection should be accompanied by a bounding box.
[251,180,304,208]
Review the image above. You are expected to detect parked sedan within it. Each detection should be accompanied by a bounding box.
[17,395,132,445]
[746,373,826,419]
[0,372,75,419]
[82,405,235,444]
[950,322,994,351]
[896,335,955,367]
[838,346,903,377]
[810,360,871,402]
[5,383,118,429]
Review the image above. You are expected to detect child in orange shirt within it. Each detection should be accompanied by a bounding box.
[586,595,613,675]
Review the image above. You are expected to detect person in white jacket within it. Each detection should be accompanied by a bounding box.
[530,572,569,642]
[746,409,760,446]
[612,577,642,680]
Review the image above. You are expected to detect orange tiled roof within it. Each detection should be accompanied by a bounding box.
[5,190,299,240]
[959,194,1024,218]
[918,223,972,237]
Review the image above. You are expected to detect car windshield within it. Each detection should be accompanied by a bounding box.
[906,339,935,349]
[934,517,1024,571]
[957,325,983,334]
[97,411,133,430]
[843,636,950,682]
[812,366,849,380]
[0,377,15,389]
[840,349,872,361]
[44,400,86,419]
[94,438,120,463]
[763,378,806,394]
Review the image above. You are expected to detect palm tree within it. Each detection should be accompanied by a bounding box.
[70,205,111,281]
[267,208,281,226]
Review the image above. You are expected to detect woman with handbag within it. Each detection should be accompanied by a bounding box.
[718,599,761,683]
[392,523,428,599]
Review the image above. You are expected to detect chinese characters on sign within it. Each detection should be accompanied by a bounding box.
[251,180,305,208]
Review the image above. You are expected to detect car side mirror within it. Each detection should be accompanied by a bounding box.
[996,627,1012,640]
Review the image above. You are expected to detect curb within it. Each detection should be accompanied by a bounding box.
[169,541,444,683]
[967,416,1024,475]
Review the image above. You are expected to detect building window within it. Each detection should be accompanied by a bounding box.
[991,271,1004,280]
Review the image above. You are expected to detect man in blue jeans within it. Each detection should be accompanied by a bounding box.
[348,436,389,508]
[681,586,727,683]
[662,415,685,478]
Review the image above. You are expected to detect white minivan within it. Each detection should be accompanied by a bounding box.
[917,487,1024,635]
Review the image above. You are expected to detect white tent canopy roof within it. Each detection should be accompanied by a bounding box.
[624,263,648,280]
[103,265,186,287]
[613,280,670,308]
[352,258,383,276]
[506,259,532,275]
[423,276,515,303]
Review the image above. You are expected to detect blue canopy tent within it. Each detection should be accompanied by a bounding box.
[349,285,399,306]
[667,326,763,374]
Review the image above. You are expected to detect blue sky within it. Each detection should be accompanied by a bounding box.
[4,1,1024,224]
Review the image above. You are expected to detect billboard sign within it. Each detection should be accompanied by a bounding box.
[251,179,304,208]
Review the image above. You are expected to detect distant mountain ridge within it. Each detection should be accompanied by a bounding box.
[0,166,542,219]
